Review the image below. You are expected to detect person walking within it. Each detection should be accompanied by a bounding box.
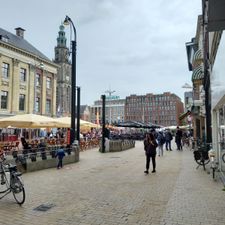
[157,131,165,156]
[175,126,183,150]
[165,129,173,151]
[144,133,158,174]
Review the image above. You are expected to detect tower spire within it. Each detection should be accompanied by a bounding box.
[57,23,67,47]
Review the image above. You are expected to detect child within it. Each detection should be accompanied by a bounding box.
[56,148,65,169]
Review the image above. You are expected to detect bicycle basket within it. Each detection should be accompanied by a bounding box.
[193,151,201,160]
[202,151,209,160]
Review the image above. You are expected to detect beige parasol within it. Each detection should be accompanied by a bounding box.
[54,117,101,129]
[0,113,65,128]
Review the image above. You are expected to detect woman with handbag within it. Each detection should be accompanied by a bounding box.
[144,132,158,174]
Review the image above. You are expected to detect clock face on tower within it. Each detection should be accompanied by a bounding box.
[65,51,69,61]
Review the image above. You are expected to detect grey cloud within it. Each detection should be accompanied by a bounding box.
[0,0,202,105]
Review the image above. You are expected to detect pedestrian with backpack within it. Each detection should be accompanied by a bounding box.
[157,131,165,157]
[165,129,173,151]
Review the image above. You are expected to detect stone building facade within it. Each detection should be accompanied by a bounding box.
[90,95,125,125]
[0,27,58,118]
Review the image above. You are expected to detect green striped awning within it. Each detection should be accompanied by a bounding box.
[192,49,203,67]
[192,65,204,81]
[193,49,203,62]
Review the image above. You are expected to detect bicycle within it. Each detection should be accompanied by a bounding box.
[222,151,225,164]
[0,154,25,205]
[193,142,210,171]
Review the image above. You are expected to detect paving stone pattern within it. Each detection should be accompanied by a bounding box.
[0,141,224,225]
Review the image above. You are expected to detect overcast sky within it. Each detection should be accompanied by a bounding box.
[1,0,202,105]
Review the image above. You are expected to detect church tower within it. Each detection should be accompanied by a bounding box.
[54,24,71,116]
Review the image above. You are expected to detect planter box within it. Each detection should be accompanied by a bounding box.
[99,139,135,152]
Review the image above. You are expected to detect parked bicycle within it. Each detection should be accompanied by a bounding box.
[0,154,25,205]
[193,141,210,171]
[222,151,225,164]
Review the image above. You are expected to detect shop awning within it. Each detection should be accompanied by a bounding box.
[192,65,204,81]
[192,49,203,67]
[179,111,191,121]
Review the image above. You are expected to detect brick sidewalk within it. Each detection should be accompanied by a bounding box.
[0,141,224,225]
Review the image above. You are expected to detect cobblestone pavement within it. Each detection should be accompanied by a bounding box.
[0,141,225,225]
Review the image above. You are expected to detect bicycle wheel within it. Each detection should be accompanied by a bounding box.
[195,150,210,166]
[195,158,210,166]
[11,175,25,205]
[0,172,9,194]
[222,153,225,163]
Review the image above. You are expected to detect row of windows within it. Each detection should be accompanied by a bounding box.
[91,107,124,114]
[126,105,176,111]
[125,117,177,124]
[36,73,52,89]
[127,96,176,103]
[126,102,175,107]
[0,91,51,113]
[1,63,52,88]
[125,114,176,120]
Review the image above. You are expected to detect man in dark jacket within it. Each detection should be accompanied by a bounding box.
[56,148,65,169]
[175,126,183,150]
[144,133,158,174]
[165,129,173,151]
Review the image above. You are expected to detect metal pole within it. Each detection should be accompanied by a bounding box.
[76,86,80,144]
[203,14,212,145]
[70,40,76,145]
[101,95,106,153]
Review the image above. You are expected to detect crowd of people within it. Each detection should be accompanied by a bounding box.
[1,125,193,171]
[143,126,192,174]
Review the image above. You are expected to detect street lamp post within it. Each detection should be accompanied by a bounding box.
[64,15,77,146]
[76,86,80,143]
[101,95,106,153]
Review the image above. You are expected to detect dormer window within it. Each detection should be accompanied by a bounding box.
[0,35,9,43]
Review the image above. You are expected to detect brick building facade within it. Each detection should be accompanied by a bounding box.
[125,92,184,126]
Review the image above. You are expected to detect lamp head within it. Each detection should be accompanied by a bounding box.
[40,62,44,69]
[63,16,70,26]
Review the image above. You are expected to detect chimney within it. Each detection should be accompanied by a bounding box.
[15,27,25,38]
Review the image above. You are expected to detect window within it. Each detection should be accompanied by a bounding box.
[2,63,9,79]
[36,73,41,86]
[1,91,8,109]
[46,77,51,89]
[35,97,40,112]
[19,94,25,111]
[0,35,9,42]
[20,68,26,82]
[46,99,51,114]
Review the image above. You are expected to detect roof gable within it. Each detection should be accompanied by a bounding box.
[0,27,51,62]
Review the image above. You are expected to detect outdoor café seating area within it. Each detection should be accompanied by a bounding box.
[0,113,101,154]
